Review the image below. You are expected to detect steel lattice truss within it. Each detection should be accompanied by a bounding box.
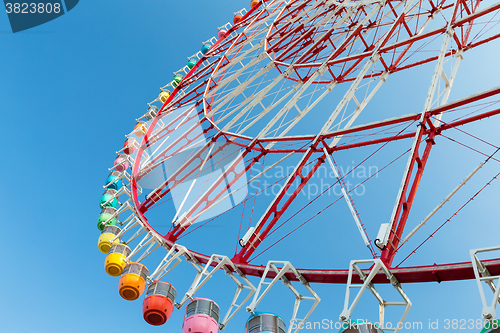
[116,0,500,288]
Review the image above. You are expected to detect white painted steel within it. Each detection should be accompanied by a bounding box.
[470,247,500,321]
[340,259,412,333]
[246,260,321,333]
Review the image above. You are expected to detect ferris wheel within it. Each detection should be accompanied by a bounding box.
[97,0,500,332]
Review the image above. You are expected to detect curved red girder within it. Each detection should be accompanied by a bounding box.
[181,241,500,284]
[236,259,500,284]
[132,90,500,265]
[129,0,500,281]
[209,86,500,153]
[233,108,500,263]
[262,0,500,84]
[152,1,500,155]
[136,87,500,267]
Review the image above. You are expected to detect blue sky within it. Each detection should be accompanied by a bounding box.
[1,1,500,332]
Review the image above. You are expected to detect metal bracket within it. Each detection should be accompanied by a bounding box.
[246,261,321,333]
[126,232,160,262]
[339,259,411,333]
[470,246,500,321]
[323,147,371,250]
[111,215,139,242]
[149,243,203,283]
[177,254,256,330]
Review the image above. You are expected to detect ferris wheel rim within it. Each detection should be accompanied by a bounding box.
[196,0,500,144]
[127,0,500,286]
[129,101,500,285]
[124,179,500,285]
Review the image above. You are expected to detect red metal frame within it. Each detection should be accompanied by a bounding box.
[168,237,500,284]
[128,0,500,282]
[262,0,495,84]
[132,100,500,268]
[380,115,436,266]
[232,109,500,263]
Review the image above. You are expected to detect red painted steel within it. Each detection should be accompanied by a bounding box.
[380,117,436,266]
[262,0,494,84]
[128,0,500,283]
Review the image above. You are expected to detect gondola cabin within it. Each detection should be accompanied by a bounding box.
[217,30,227,39]
[133,122,147,137]
[245,312,286,333]
[250,0,260,8]
[123,138,137,155]
[105,171,123,191]
[172,75,183,88]
[113,155,129,172]
[233,14,242,24]
[201,44,211,54]
[113,155,130,172]
[119,262,149,301]
[159,91,170,104]
[142,281,177,326]
[100,189,119,209]
[97,207,118,231]
[97,225,121,253]
[182,298,220,333]
[105,244,131,276]
[145,105,159,121]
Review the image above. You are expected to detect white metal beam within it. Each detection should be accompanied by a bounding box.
[177,254,256,330]
[246,260,321,333]
[471,246,500,321]
[340,259,411,333]
[323,148,371,248]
